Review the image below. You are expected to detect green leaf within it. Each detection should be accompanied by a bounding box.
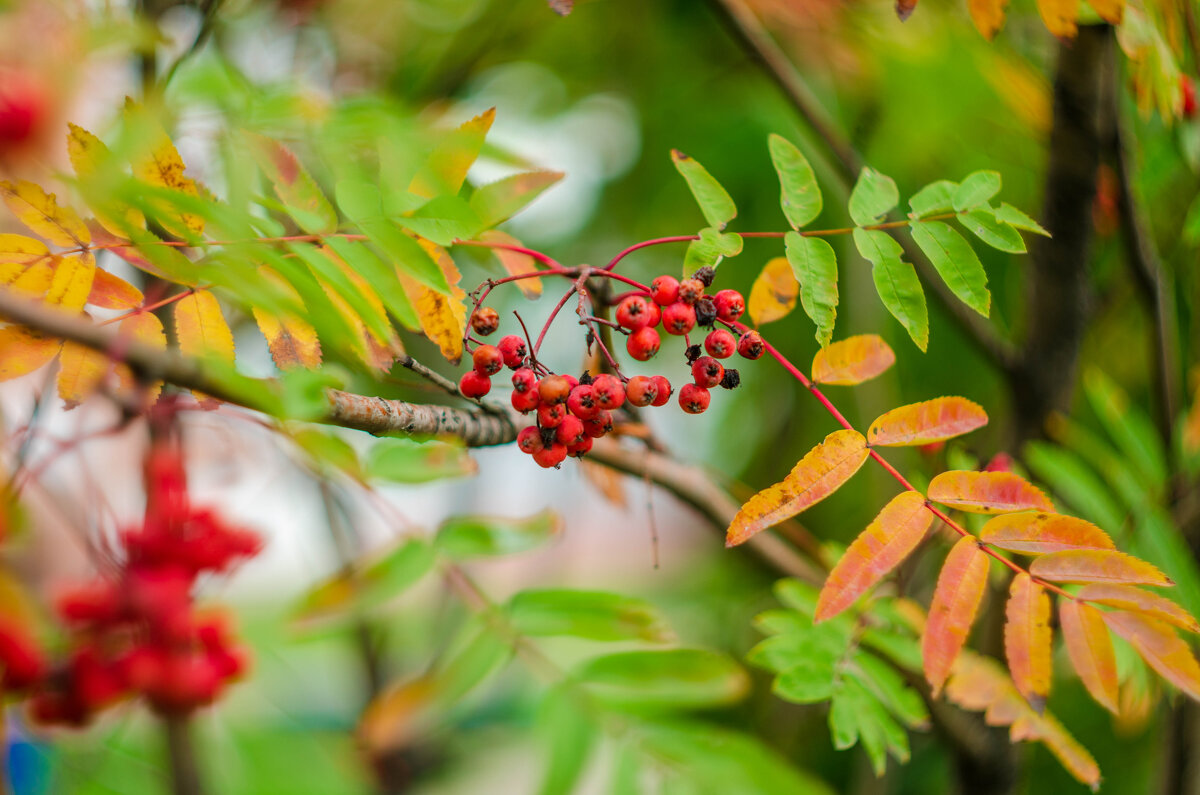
[994,202,1049,236]
[848,168,899,226]
[773,655,839,704]
[288,428,363,479]
[952,171,1002,211]
[435,509,562,559]
[1082,369,1168,489]
[768,134,822,229]
[908,220,990,316]
[671,150,737,230]
[854,228,928,351]
[861,628,924,673]
[908,180,959,218]
[537,685,597,795]
[469,170,564,228]
[746,623,852,675]
[398,195,483,246]
[508,589,672,642]
[752,609,810,636]
[244,132,338,235]
[409,108,494,198]
[784,232,838,346]
[573,649,749,711]
[365,437,476,484]
[829,680,907,775]
[774,578,819,618]
[853,651,929,728]
[435,622,512,704]
[958,209,1026,253]
[289,241,396,344]
[683,227,743,275]
[335,179,449,294]
[322,236,420,331]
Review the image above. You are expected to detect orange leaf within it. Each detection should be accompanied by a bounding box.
[1085,0,1122,23]
[1005,572,1053,711]
[0,234,52,285]
[115,312,166,401]
[815,490,932,621]
[1102,611,1200,701]
[87,268,144,310]
[1029,550,1173,587]
[747,257,798,327]
[923,536,990,695]
[46,254,97,313]
[57,339,110,409]
[404,238,467,364]
[0,326,61,382]
[867,396,987,447]
[312,246,404,371]
[1037,0,1078,37]
[927,470,1053,514]
[726,429,868,547]
[968,0,1008,39]
[251,267,321,371]
[479,230,542,299]
[1077,584,1200,633]
[979,512,1114,555]
[174,291,234,363]
[1059,600,1119,713]
[810,334,895,386]
[0,180,90,248]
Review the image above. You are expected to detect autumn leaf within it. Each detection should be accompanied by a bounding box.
[927,471,1054,514]
[923,536,990,695]
[246,132,338,235]
[252,306,322,371]
[726,429,869,547]
[1085,0,1123,23]
[1059,600,1119,713]
[895,0,918,20]
[1102,611,1200,701]
[1037,0,1079,38]
[968,0,1009,39]
[479,230,542,299]
[979,512,1115,555]
[469,170,563,228]
[0,326,61,382]
[867,397,987,447]
[810,334,895,386]
[1005,573,1052,711]
[47,254,98,313]
[57,339,110,409]
[814,491,933,622]
[403,238,468,364]
[128,102,205,237]
[1029,550,1173,587]
[67,122,145,235]
[0,234,52,285]
[0,180,90,248]
[409,108,495,199]
[747,257,798,327]
[87,268,144,310]
[114,311,167,401]
[1077,584,1200,633]
[174,291,234,408]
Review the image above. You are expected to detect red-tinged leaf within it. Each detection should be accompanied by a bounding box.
[0,326,61,381]
[548,0,573,14]
[1005,573,1053,711]
[86,268,144,310]
[979,512,1115,555]
[867,397,987,447]
[726,429,868,547]
[0,180,90,248]
[969,0,1008,38]
[1029,550,1173,587]
[246,132,338,235]
[1077,584,1200,633]
[747,257,798,326]
[896,0,917,20]
[115,312,166,401]
[1032,711,1103,790]
[0,234,52,285]
[815,491,933,622]
[1059,600,1119,713]
[923,536,990,695]
[57,339,110,410]
[1102,611,1200,701]
[927,470,1054,514]
[251,267,321,371]
[810,334,895,386]
[174,291,234,363]
[1037,0,1078,38]
[479,230,542,299]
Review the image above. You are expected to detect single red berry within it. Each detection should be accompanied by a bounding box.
[533,443,568,468]
[679,384,711,414]
[0,622,45,692]
[567,436,593,457]
[616,295,654,330]
[518,426,545,454]
[538,375,572,405]
[704,329,737,358]
[473,345,504,376]
[512,367,537,393]
[537,402,567,428]
[662,302,696,336]
[563,374,580,391]
[737,330,765,360]
[626,326,661,361]
[470,306,500,336]
[498,335,527,369]
[643,301,661,328]
[678,278,704,305]
[556,415,587,446]
[691,356,724,388]
[0,73,45,150]
[567,384,600,420]
[714,290,745,323]
[459,370,492,398]
[625,375,659,407]
[583,411,615,438]
[591,374,626,410]
[1183,76,1197,118]
[512,388,540,413]
[650,376,672,406]
[650,276,679,306]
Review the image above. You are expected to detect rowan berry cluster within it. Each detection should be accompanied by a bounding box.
[460,266,766,468]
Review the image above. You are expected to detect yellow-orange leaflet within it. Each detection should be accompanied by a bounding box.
[46,254,97,313]
[1005,573,1053,711]
[67,123,146,236]
[1102,611,1200,701]
[174,292,234,363]
[867,396,987,447]
[726,429,868,547]
[1029,549,1173,587]
[980,512,1115,555]
[815,490,932,622]
[130,110,205,237]
[810,334,895,386]
[923,536,989,695]
[87,268,144,310]
[1078,584,1200,633]
[0,235,52,286]
[968,0,1009,39]
[1085,0,1122,23]
[1037,0,1079,38]
[251,267,321,370]
[115,312,167,401]
[407,238,467,364]
[57,340,110,410]
[0,327,60,382]
[747,257,798,326]
[409,108,495,199]
[927,470,1053,514]
[0,180,90,248]
[480,230,542,299]
[1059,600,1119,714]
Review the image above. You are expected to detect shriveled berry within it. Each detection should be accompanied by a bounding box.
[714,290,745,323]
[650,375,673,407]
[512,388,540,413]
[470,306,500,336]
[556,415,586,446]
[685,344,702,363]
[578,371,594,386]
[616,295,654,331]
[567,384,600,419]
[473,345,504,376]
[662,302,696,336]
[694,296,717,327]
[679,384,710,414]
[567,436,593,457]
[705,329,736,358]
[584,411,614,438]
[693,266,716,287]
[512,367,537,393]
[459,370,492,398]
[498,335,527,369]
[537,402,567,429]
[538,375,572,405]
[626,326,661,361]
[626,375,659,407]
[517,426,544,454]
[692,356,724,388]
[650,275,680,306]
[678,278,704,305]
[533,443,568,469]
[738,330,765,360]
[719,368,740,389]
[591,374,625,410]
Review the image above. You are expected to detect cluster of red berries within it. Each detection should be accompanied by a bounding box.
[23,441,260,726]
[460,266,767,468]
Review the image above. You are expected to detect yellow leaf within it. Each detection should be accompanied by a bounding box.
[404,237,467,364]
[115,312,167,401]
[46,253,97,313]
[867,396,988,447]
[9,261,52,298]
[0,327,61,382]
[250,268,322,371]
[86,268,144,310]
[1037,0,1079,38]
[409,108,496,199]
[479,230,542,298]
[1103,611,1200,701]
[0,234,52,286]
[127,103,205,237]
[314,247,404,371]
[810,334,895,385]
[57,339,110,409]
[1059,600,1119,714]
[927,470,1054,514]
[1086,0,1123,24]
[747,256,798,326]
[968,0,1009,39]
[0,180,90,248]
[66,122,146,236]
[1005,572,1053,711]
[174,291,234,363]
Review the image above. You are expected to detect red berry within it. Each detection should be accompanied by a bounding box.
[704,329,736,358]
[643,301,662,328]
[538,375,572,405]
[512,367,537,393]
[650,375,673,407]
[567,436,593,457]
[567,384,600,420]
[626,327,661,361]
[470,306,500,336]
[626,375,659,407]
[692,356,724,388]
[714,290,745,323]
[737,330,765,360]
[584,411,615,438]
[678,278,704,305]
[650,276,679,306]
[472,345,504,376]
[0,73,45,150]
[537,402,567,428]
[662,302,696,336]
[556,415,586,446]
[591,374,625,410]
[517,426,545,454]
[679,384,711,414]
[533,443,568,468]
[459,370,492,398]
[563,374,580,391]
[1184,76,1197,118]
[616,296,654,330]
[0,622,45,692]
[498,335,527,369]
[512,388,539,413]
